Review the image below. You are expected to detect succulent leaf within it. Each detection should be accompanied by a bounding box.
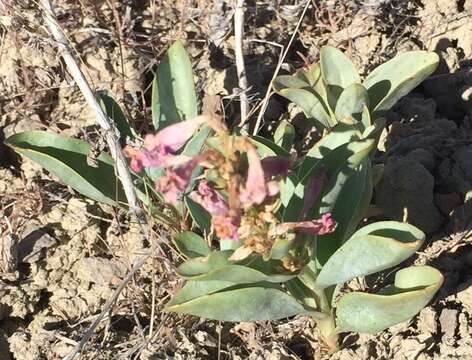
[315,222,425,289]
[336,266,443,333]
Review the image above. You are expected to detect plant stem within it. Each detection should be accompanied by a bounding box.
[316,312,339,353]
[298,266,340,352]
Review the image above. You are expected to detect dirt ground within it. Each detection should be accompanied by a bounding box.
[0,0,471,359]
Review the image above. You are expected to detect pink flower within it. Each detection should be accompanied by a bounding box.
[190,181,229,216]
[271,213,337,237]
[123,117,205,172]
[290,213,337,235]
[155,160,197,205]
[239,147,268,207]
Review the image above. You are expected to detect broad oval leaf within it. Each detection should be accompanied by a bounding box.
[166,286,307,321]
[316,156,373,265]
[336,266,443,333]
[334,84,369,125]
[5,131,123,205]
[152,40,198,129]
[173,231,210,258]
[284,139,373,222]
[320,46,360,89]
[363,51,439,112]
[315,222,425,289]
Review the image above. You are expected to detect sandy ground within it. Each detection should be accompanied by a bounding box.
[1,0,472,359]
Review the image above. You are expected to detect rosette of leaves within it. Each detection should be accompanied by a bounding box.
[4,41,444,352]
[165,47,443,351]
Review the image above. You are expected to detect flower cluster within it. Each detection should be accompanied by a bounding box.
[124,115,336,265]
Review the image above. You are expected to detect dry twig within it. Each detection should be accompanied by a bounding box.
[63,254,150,360]
[39,0,141,218]
[253,0,311,135]
[234,0,249,127]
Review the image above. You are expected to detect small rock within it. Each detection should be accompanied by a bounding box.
[439,308,458,341]
[18,226,56,264]
[75,257,127,286]
[417,307,437,335]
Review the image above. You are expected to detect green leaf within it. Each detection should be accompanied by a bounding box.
[363,51,439,112]
[97,91,135,139]
[250,135,290,157]
[274,120,295,151]
[144,167,164,182]
[274,75,334,129]
[166,286,307,321]
[182,126,214,191]
[173,231,210,258]
[167,280,236,307]
[316,149,374,264]
[361,105,371,130]
[315,222,425,289]
[299,122,362,180]
[334,84,369,125]
[178,251,232,277]
[284,139,373,222]
[184,196,212,234]
[182,126,213,157]
[336,266,443,333]
[152,40,198,130]
[181,263,296,283]
[5,131,123,205]
[320,46,360,89]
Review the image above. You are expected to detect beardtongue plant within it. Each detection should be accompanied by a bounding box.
[5,41,444,351]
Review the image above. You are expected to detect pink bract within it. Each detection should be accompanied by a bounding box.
[190,181,229,216]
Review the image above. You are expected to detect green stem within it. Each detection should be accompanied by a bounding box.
[316,312,339,353]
